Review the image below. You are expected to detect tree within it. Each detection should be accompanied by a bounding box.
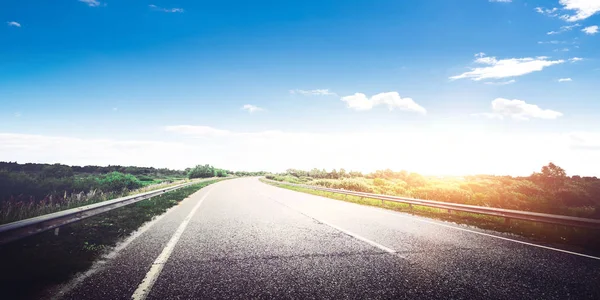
[541,162,567,178]
[188,164,215,179]
[532,162,567,192]
[41,164,74,178]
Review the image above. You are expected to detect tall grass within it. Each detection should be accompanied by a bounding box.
[0,178,190,225]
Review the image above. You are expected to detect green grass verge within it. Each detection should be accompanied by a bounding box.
[0,179,223,300]
[262,179,600,255]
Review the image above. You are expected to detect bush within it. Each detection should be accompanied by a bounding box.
[41,164,74,179]
[136,175,154,182]
[96,172,143,192]
[188,164,216,179]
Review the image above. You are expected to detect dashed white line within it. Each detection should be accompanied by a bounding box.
[261,181,600,261]
[131,188,213,300]
[258,191,396,254]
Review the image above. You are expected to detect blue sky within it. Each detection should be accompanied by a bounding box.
[1,0,599,175]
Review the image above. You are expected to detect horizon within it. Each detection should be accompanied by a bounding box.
[2,0,600,176]
[0,160,588,179]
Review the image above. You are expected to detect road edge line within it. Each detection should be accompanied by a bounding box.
[131,187,213,300]
[261,180,600,261]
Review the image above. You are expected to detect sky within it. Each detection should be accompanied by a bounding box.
[1,0,599,176]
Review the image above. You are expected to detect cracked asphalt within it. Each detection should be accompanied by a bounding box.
[59,177,600,300]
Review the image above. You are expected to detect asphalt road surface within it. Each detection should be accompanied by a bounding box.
[58,177,600,300]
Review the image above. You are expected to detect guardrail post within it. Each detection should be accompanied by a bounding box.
[380,199,384,206]
[505,218,510,225]
[54,228,60,236]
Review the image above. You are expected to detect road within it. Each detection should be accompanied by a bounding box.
[58,177,600,300]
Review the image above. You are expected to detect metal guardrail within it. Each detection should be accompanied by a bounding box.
[0,179,215,245]
[264,179,600,229]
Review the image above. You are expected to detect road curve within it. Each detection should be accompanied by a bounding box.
[59,177,600,300]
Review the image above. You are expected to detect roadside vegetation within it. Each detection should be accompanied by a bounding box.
[0,161,269,225]
[0,179,223,300]
[0,162,190,224]
[266,163,600,219]
[186,164,268,179]
[263,163,600,254]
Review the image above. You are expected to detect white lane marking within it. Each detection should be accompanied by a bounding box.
[258,191,396,254]
[261,182,600,261]
[56,187,213,299]
[376,209,600,261]
[131,188,213,300]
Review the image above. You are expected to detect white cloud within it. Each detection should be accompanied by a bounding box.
[471,112,505,120]
[165,125,232,137]
[0,133,195,170]
[558,77,573,82]
[554,47,570,52]
[569,132,600,150]
[537,40,565,44]
[484,79,516,85]
[2,128,600,176]
[241,104,264,113]
[559,0,600,21]
[535,7,559,16]
[475,98,563,121]
[489,0,512,2]
[569,57,583,62]
[340,92,426,114]
[582,25,599,34]
[547,23,581,34]
[79,0,101,7]
[290,89,337,96]
[450,53,564,81]
[149,4,184,13]
[7,21,21,27]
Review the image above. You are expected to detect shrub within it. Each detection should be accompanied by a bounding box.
[96,172,143,192]
[136,175,154,182]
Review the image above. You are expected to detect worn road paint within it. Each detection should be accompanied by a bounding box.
[131,188,213,300]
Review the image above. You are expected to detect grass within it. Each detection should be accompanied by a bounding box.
[263,179,600,255]
[0,179,223,300]
[0,178,195,225]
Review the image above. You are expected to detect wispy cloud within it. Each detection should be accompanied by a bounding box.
[535,7,559,17]
[537,40,565,44]
[484,79,516,85]
[165,125,232,137]
[149,4,184,13]
[7,21,21,27]
[558,77,573,82]
[559,0,600,22]
[79,0,102,7]
[569,57,583,62]
[450,53,564,81]
[582,25,599,35]
[340,92,426,114]
[473,98,563,121]
[489,0,512,3]
[241,104,264,113]
[290,89,337,96]
[547,23,580,35]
